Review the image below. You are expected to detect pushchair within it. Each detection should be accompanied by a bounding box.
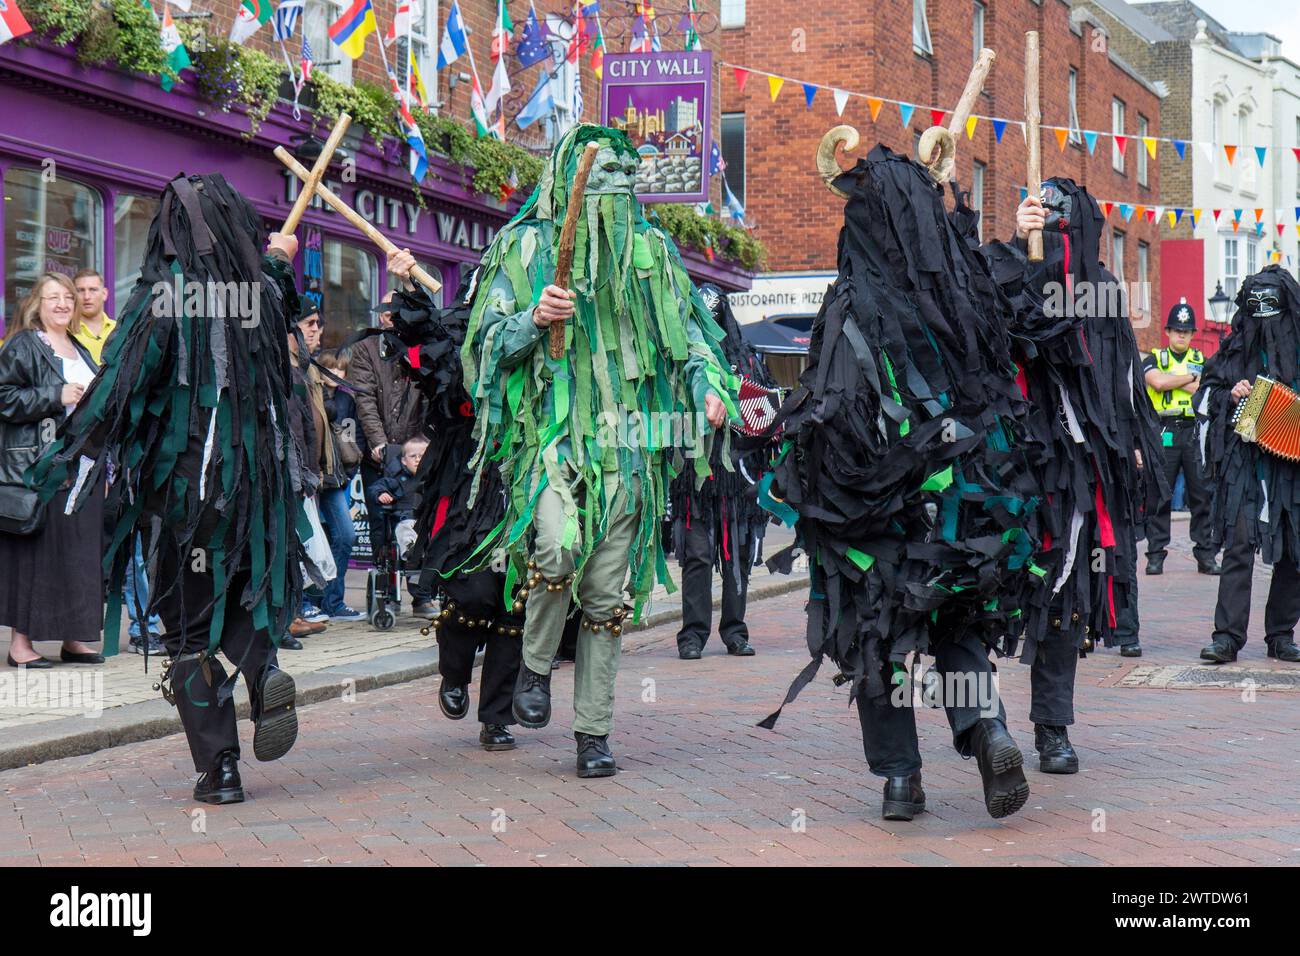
[365,504,403,630]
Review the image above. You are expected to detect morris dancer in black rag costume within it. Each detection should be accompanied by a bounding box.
[30,174,310,804]
[760,129,1048,822]
[1197,266,1300,664]
[373,255,523,750]
[671,284,776,660]
[982,179,1165,774]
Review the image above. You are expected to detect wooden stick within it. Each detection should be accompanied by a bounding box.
[281,114,351,234]
[549,142,601,360]
[274,146,441,296]
[1025,31,1044,262]
[948,49,995,136]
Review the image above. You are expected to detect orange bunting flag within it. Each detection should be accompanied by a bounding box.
[767,75,784,102]
[1134,204,1145,220]
[1232,219,1240,233]
[1054,127,1069,151]
[1254,208,1264,222]
[965,115,978,139]
[866,97,883,122]
[1224,144,1237,165]
[1142,136,1157,159]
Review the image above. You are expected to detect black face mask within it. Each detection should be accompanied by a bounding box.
[1246,281,1284,319]
[1040,181,1073,233]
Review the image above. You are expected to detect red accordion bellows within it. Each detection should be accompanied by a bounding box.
[1233,376,1300,462]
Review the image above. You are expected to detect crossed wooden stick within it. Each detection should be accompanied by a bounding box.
[273,113,442,296]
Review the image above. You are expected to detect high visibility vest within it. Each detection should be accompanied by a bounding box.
[1145,347,1204,417]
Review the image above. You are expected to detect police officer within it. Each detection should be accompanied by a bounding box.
[1143,300,1219,576]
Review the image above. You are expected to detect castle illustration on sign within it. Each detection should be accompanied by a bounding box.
[608,92,705,197]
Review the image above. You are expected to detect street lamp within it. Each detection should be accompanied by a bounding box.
[1207,281,1232,348]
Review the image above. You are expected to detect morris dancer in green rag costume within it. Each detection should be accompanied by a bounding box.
[462,124,738,778]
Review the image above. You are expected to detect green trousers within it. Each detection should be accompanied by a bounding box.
[522,467,642,736]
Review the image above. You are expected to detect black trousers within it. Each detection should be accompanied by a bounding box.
[436,571,521,725]
[155,561,278,773]
[676,516,751,650]
[1212,518,1300,651]
[1111,521,1141,647]
[1029,631,1078,727]
[856,634,1005,778]
[1146,418,1216,565]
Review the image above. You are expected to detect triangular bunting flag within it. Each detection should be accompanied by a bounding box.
[993,118,1007,143]
[1199,141,1216,165]
[1212,208,1223,223]
[1255,222,1264,237]
[1254,208,1264,222]
[1279,223,1287,237]
[1232,220,1240,233]
[1143,136,1157,159]
[1153,205,1164,223]
[899,102,915,127]
[1233,209,1243,223]
[1144,207,1156,223]
[832,88,849,117]
[1100,201,1113,218]
[965,115,978,139]
[1166,210,1176,229]
[1294,147,1300,163]
[1173,140,1187,160]
[1256,146,1268,167]
[1018,187,1028,202]
[1174,208,1184,225]
[1134,204,1145,220]
[930,108,946,127]
[1191,209,1201,227]
[867,97,883,122]
[802,83,817,108]
[734,67,748,92]
[1114,134,1128,156]
[767,75,784,102]
[1054,127,1069,151]
[1083,130,1098,154]
[1224,144,1237,165]
[1119,203,1133,221]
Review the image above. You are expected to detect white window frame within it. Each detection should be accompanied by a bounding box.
[721,0,746,29]
[1137,114,1149,187]
[1223,236,1240,300]
[1137,240,1150,318]
[972,160,986,241]
[1239,108,1256,193]
[1246,235,1258,276]
[1112,229,1126,282]
[1068,68,1082,145]
[308,0,351,84]
[1112,98,1126,173]
[973,2,985,65]
[1213,97,1229,185]
[913,0,933,56]
[407,0,435,107]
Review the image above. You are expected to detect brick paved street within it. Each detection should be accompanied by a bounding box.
[3,534,1299,866]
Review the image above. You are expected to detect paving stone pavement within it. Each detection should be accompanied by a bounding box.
[3,527,1299,866]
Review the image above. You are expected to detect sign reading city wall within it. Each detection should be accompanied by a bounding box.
[600,50,713,204]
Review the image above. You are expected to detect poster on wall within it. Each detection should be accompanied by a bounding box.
[600,50,712,204]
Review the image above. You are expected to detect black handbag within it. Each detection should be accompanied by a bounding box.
[0,481,47,535]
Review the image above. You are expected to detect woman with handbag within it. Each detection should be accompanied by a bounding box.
[0,273,105,668]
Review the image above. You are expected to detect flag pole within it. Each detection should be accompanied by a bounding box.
[405,0,413,109]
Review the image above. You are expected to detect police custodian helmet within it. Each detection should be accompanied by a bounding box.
[1166,299,1197,332]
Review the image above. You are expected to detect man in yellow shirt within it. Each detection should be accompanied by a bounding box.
[72,268,116,364]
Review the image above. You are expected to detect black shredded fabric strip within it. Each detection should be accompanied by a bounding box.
[759,146,1049,727]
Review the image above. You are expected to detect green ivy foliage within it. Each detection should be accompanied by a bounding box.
[22,0,93,46]
[185,30,284,136]
[652,204,766,272]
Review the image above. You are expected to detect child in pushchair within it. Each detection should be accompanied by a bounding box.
[363,437,428,629]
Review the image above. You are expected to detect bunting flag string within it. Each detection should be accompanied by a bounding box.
[1012,186,1300,238]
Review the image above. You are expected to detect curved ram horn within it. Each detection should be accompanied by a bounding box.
[918,126,956,184]
[817,125,860,199]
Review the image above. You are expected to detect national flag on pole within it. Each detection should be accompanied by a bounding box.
[328,0,377,59]
[384,0,413,45]
[500,167,519,202]
[409,56,429,110]
[438,0,469,69]
[272,0,303,41]
[159,3,191,92]
[490,0,514,61]
[300,34,315,81]
[683,0,700,50]
[516,3,549,67]
[710,141,723,176]
[404,117,429,182]
[723,178,745,225]
[589,19,605,78]
[230,0,273,44]
[470,74,492,136]
[629,14,649,53]
[515,68,554,129]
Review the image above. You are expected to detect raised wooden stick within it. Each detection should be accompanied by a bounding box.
[281,114,351,234]
[1025,30,1044,262]
[918,48,996,184]
[549,142,601,360]
[274,146,441,296]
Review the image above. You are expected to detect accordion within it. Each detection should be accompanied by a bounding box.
[735,376,783,437]
[1232,376,1300,462]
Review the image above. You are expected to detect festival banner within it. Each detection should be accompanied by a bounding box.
[600,50,712,204]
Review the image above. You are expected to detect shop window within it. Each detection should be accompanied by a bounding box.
[3,167,102,333]
[112,192,161,311]
[318,238,376,350]
[721,113,746,207]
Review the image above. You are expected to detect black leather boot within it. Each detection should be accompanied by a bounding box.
[1034,723,1080,774]
[881,772,926,821]
[575,732,617,778]
[1198,560,1223,575]
[1145,553,1165,575]
[512,664,552,728]
[252,668,297,763]
[726,639,756,656]
[439,680,470,720]
[678,641,702,660]
[480,723,516,751]
[1119,642,1142,657]
[1268,640,1300,662]
[1200,639,1238,663]
[969,718,1029,819]
[193,750,244,805]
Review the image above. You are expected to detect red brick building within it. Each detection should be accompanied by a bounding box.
[722,0,1168,348]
